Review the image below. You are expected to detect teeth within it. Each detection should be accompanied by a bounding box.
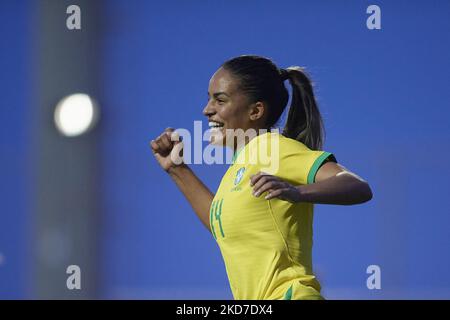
[208,121,223,128]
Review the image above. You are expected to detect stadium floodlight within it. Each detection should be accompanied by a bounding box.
[54,93,99,137]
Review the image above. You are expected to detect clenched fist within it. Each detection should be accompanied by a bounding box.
[150,128,184,172]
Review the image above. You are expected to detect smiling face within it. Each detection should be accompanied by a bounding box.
[203,67,266,148]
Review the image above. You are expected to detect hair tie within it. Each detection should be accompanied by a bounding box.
[279,68,289,81]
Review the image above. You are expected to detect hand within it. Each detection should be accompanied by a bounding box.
[250,172,302,203]
[150,128,184,172]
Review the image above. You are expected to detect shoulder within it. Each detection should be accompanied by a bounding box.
[250,132,310,152]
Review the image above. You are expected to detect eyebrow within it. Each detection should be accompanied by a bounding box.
[208,91,230,98]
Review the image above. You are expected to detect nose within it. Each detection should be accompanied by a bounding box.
[203,100,215,117]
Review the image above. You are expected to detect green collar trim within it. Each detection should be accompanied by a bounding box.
[231,147,243,164]
[284,285,293,300]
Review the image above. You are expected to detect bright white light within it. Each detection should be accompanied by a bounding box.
[54,93,99,137]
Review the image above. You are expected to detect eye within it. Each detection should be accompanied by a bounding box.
[216,99,225,104]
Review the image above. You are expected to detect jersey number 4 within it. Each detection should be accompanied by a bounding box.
[210,199,224,239]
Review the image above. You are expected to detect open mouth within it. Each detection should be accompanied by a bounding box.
[208,121,225,129]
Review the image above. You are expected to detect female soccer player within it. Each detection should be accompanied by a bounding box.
[150,55,373,300]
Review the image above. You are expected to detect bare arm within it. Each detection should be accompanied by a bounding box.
[250,161,373,205]
[297,161,373,205]
[150,129,213,231]
[167,164,214,230]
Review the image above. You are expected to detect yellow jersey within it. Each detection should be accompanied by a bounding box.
[209,132,336,300]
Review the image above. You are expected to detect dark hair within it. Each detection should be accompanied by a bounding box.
[221,55,325,150]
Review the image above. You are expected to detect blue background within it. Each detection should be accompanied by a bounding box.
[1,0,450,299]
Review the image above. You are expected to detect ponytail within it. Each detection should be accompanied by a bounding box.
[281,67,325,150]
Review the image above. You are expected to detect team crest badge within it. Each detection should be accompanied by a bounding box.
[234,167,246,186]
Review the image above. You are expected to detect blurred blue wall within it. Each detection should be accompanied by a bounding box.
[0,0,34,299]
[1,0,450,299]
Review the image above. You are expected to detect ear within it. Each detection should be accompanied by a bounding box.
[248,101,266,122]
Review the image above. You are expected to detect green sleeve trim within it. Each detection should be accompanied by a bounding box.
[307,152,336,184]
[284,285,293,300]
